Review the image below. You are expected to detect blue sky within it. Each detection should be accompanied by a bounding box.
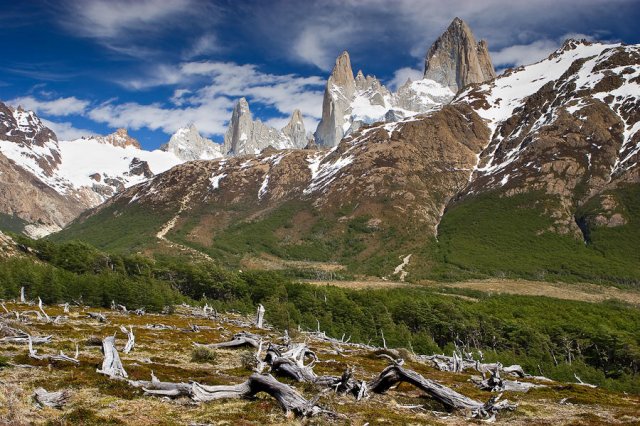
[1,0,639,150]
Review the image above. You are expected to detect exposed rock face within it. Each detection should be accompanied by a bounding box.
[424,17,496,93]
[458,40,640,235]
[0,230,21,258]
[94,128,141,149]
[281,110,307,149]
[314,51,454,147]
[161,123,223,161]
[223,98,308,156]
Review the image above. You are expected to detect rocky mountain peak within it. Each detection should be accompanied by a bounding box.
[161,123,222,161]
[281,109,307,148]
[223,98,306,156]
[423,17,496,93]
[96,128,141,149]
[329,51,356,93]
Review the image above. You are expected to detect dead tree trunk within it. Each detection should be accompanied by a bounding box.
[369,364,516,419]
[120,326,135,354]
[256,304,265,329]
[33,388,70,409]
[201,331,260,349]
[37,298,50,322]
[28,336,79,365]
[87,312,107,322]
[97,336,128,378]
[20,287,25,303]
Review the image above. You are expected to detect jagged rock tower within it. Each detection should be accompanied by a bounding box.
[423,17,496,93]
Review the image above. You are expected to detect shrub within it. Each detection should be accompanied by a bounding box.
[191,347,218,364]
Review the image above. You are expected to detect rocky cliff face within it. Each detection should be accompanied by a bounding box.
[161,123,223,161]
[94,128,141,149]
[424,17,496,93]
[314,51,454,147]
[458,39,640,236]
[223,98,308,156]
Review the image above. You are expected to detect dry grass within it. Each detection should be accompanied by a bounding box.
[0,301,638,425]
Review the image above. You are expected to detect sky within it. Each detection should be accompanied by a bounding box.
[1,0,639,150]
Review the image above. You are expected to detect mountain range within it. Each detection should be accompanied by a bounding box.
[2,18,640,283]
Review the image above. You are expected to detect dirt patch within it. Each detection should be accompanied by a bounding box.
[425,279,640,306]
[240,253,346,272]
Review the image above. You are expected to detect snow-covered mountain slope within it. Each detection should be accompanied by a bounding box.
[223,98,309,155]
[161,123,223,161]
[460,39,639,185]
[456,39,640,234]
[0,102,207,236]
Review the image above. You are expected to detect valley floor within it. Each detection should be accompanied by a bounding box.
[304,278,640,306]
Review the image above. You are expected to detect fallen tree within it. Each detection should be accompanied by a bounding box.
[368,363,517,419]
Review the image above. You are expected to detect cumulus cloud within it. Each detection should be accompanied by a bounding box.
[6,96,89,116]
[88,97,233,136]
[388,67,423,91]
[111,60,325,136]
[41,119,94,140]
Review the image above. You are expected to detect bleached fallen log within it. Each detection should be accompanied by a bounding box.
[87,312,107,322]
[33,387,70,409]
[256,304,265,329]
[97,336,127,378]
[134,308,145,316]
[574,373,597,388]
[63,303,70,313]
[368,364,516,419]
[145,323,175,330]
[28,336,79,365]
[193,374,334,417]
[1,302,8,314]
[202,331,261,349]
[471,368,545,393]
[0,334,52,345]
[120,325,135,354]
[128,372,334,418]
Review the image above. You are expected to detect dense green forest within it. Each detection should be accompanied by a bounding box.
[1,236,638,393]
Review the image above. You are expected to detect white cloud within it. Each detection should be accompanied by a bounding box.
[490,39,559,68]
[490,33,600,69]
[6,96,89,116]
[41,119,94,140]
[113,61,325,135]
[63,0,193,39]
[182,33,219,59]
[388,67,423,91]
[88,97,234,136]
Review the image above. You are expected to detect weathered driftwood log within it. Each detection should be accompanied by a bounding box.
[201,331,261,349]
[368,364,516,419]
[33,387,70,409]
[265,344,362,396]
[120,325,135,354]
[256,304,265,329]
[471,368,546,393]
[97,336,128,378]
[145,323,175,330]
[0,323,52,344]
[574,373,597,388]
[87,312,107,322]
[128,372,333,418]
[133,308,145,316]
[193,374,333,417]
[28,336,79,365]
